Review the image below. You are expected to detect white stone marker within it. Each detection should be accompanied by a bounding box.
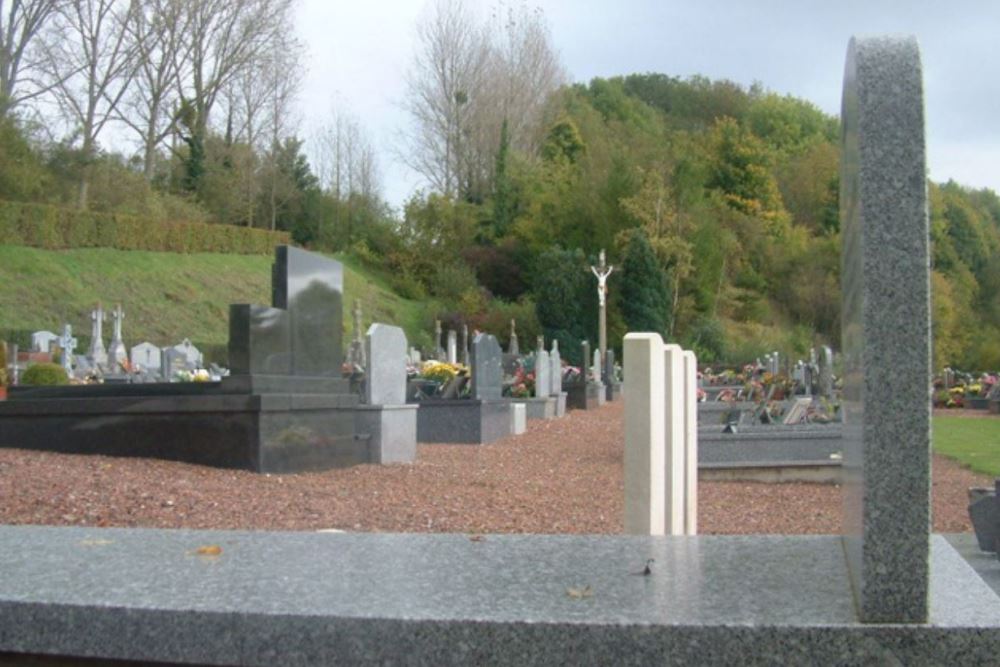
[624,333,665,535]
[682,349,698,535]
[663,344,686,535]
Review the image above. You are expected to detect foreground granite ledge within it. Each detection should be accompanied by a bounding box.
[0,527,999,666]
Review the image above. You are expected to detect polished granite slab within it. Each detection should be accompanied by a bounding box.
[1,527,999,666]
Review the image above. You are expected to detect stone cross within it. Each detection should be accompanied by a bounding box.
[508,319,519,356]
[590,249,614,373]
[536,335,544,353]
[58,324,77,377]
[108,304,127,369]
[89,303,108,367]
[347,299,366,370]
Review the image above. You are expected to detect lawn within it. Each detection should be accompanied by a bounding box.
[934,415,1000,477]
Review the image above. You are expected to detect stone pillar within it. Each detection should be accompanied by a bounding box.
[623,333,665,535]
[682,349,698,535]
[663,344,685,535]
[840,35,930,623]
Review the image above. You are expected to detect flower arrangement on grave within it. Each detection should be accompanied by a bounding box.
[562,365,582,385]
[505,366,534,398]
[175,369,212,382]
[933,388,963,409]
[697,387,707,402]
[419,360,464,384]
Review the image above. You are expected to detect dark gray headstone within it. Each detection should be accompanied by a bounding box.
[968,484,999,553]
[581,341,591,377]
[230,246,343,377]
[470,333,502,400]
[604,349,616,385]
[820,345,834,400]
[365,324,407,405]
[840,35,930,623]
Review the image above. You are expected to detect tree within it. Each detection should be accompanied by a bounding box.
[41,0,138,209]
[174,0,292,193]
[620,165,693,337]
[403,0,564,201]
[117,0,189,180]
[618,228,668,335]
[402,0,488,199]
[0,0,62,117]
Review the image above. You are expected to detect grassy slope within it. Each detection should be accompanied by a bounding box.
[0,245,428,360]
[933,416,1000,477]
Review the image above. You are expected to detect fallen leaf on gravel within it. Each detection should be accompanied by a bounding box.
[566,585,592,599]
[79,539,114,547]
[194,545,222,556]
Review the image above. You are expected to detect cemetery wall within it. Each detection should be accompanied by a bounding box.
[0,200,289,255]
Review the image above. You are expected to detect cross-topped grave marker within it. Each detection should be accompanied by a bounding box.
[590,249,614,374]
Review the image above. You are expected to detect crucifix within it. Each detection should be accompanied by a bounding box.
[58,324,77,377]
[590,249,614,374]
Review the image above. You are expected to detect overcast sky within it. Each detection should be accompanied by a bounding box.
[295,0,999,212]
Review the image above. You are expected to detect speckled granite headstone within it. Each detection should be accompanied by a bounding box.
[840,35,930,623]
[470,333,502,400]
[365,324,407,405]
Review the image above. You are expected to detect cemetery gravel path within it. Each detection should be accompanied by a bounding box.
[0,400,987,535]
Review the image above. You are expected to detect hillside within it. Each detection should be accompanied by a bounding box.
[0,246,430,364]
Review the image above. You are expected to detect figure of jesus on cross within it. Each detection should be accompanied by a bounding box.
[590,249,614,376]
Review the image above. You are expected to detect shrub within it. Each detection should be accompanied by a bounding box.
[21,362,68,386]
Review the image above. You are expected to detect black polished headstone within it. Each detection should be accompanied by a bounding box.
[231,246,343,377]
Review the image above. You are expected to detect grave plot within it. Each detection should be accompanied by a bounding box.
[0,246,377,473]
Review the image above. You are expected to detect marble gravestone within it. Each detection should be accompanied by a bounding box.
[88,303,108,367]
[130,342,162,376]
[365,324,407,405]
[549,340,566,416]
[470,333,502,400]
[841,35,930,623]
[447,330,458,365]
[357,323,416,464]
[107,304,127,369]
[30,330,58,353]
[534,348,550,400]
[549,340,562,397]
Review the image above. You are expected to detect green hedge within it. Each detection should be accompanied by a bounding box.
[0,200,289,255]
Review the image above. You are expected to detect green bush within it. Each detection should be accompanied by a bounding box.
[20,362,68,386]
[0,340,8,386]
[0,199,290,254]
